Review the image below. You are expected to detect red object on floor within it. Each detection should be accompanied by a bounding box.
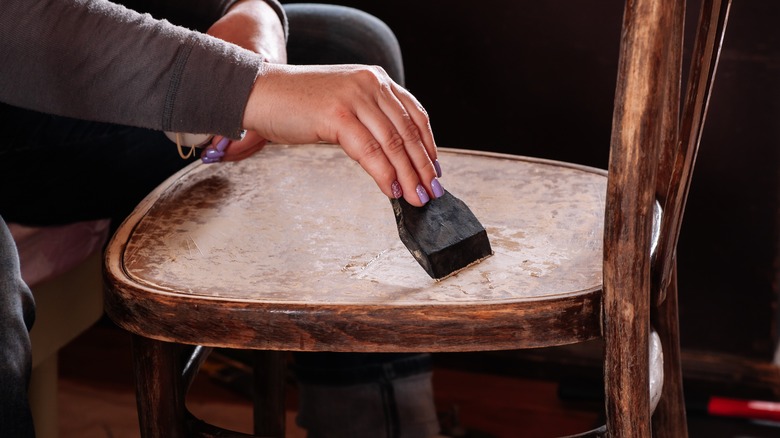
[708,397,780,422]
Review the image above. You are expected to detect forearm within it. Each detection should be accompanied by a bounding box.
[0,0,264,138]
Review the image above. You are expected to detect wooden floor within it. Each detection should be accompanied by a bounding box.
[57,320,780,438]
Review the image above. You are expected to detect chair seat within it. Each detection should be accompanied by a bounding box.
[105,144,607,352]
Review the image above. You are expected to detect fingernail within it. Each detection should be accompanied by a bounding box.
[216,137,230,152]
[204,148,225,159]
[431,178,444,198]
[434,160,442,178]
[416,184,430,205]
[391,180,403,199]
[201,149,223,164]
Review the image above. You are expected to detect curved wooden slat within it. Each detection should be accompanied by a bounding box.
[652,0,732,303]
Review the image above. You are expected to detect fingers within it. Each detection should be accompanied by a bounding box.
[242,64,442,206]
[390,83,438,165]
[348,69,442,207]
[200,137,229,164]
[337,117,400,200]
[201,132,267,164]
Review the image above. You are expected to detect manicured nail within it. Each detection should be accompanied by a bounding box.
[204,148,225,159]
[431,178,444,198]
[416,184,430,205]
[216,137,230,152]
[391,180,403,199]
[433,160,442,178]
[201,148,223,164]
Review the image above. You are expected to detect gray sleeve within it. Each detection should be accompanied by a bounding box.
[0,0,285,139]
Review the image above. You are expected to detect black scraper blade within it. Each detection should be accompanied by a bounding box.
[391,190,493,279]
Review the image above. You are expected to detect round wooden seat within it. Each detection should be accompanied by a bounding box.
[105,143,607,353]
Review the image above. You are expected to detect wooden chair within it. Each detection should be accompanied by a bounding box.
[103,0,731,436]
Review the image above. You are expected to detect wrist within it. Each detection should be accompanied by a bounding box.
[242,62,281,135]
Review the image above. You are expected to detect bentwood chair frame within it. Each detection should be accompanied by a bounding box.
[104,0,731,436]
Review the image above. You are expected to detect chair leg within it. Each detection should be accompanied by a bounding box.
[252,351,287,437]
[132,335,188,438]
[652,264,688,437]
[604,317,651,438]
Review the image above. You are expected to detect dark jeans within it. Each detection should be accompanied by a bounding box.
[0,4,434,437]
[0,216,37,436]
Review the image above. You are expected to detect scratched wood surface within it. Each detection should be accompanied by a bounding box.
[105,144,607,352]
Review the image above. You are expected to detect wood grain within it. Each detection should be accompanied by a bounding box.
[105,145,607,352]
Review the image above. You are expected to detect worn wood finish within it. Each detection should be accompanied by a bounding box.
[132,336,187,438]
[652,0,685,307]
[602,0,730,436]
[603,0,677,436]
[105,145,608,352]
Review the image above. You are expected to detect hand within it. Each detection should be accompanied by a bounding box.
[207,0,286,64]
[242,63,441,207]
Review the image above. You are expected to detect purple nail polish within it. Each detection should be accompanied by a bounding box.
[201,155,221,164]
[416,184,430,205]
[431,178,444,198]
[216,137,230,152]
[433,160,442,178]
[391,180,403,199]
[204,148,225,159]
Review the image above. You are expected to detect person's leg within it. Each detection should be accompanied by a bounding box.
[284,5,439,437]
[294,352,439,438]
[285,3,405,85]
[0,216,36,437]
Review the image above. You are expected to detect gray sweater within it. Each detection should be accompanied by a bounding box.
[0,0,288,139]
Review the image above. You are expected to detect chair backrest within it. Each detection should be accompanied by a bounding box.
[602,0,730,434]
[652,0,731,302]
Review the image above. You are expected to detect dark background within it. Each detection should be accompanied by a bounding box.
[287,1,780,363]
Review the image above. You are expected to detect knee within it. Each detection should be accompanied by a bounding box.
[284,3,405,84]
